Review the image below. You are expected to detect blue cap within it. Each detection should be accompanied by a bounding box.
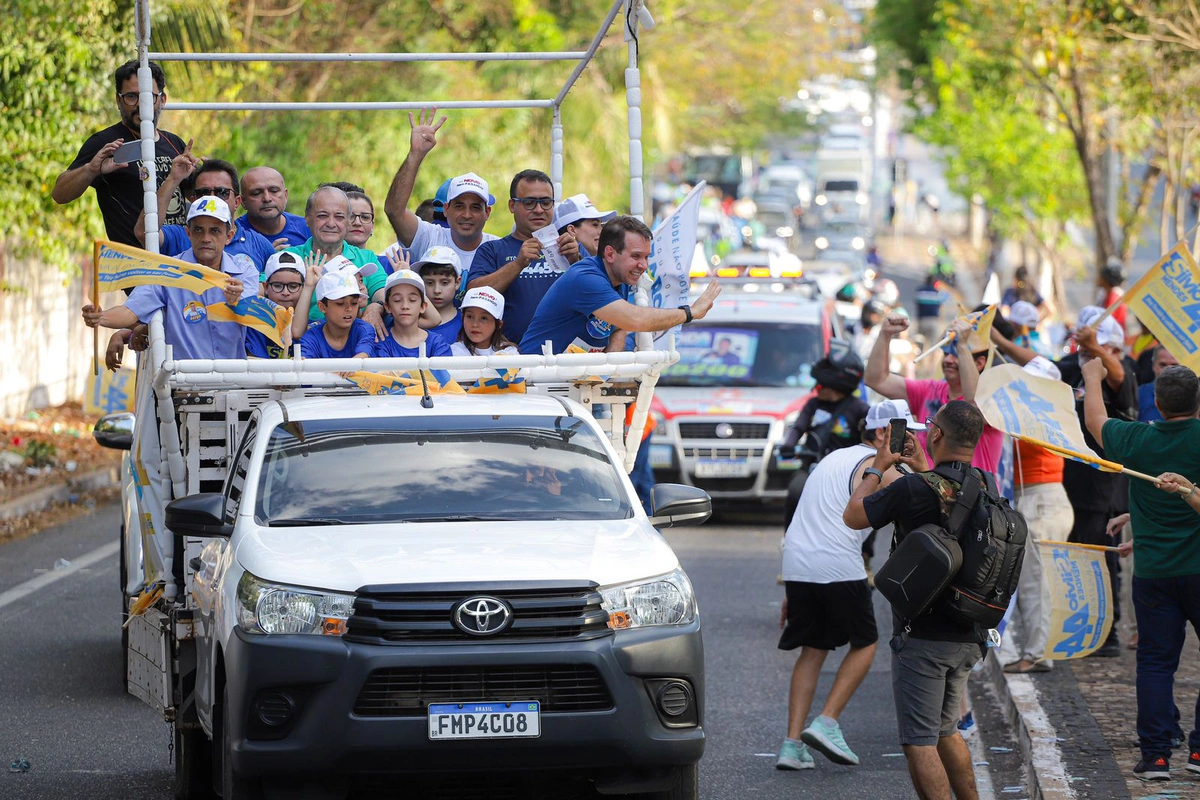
[433,179,452,212]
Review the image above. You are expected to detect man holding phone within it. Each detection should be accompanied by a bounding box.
[53,60,188,247]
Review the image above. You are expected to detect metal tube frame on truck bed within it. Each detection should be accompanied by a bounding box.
[123,0,673,720]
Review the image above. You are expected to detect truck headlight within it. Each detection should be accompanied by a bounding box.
[651,411,667,437]
[601,567,697,629]
[236,572,355,635]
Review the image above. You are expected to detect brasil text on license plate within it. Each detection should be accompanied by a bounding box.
[427,701,541,740]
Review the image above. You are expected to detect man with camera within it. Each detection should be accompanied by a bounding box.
[843,400,989,800]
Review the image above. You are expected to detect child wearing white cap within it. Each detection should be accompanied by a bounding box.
[297,268,375,359]
[247,250,305,359]
[451,288,518,356]
[371,269,454,358]
[413,245,465,344]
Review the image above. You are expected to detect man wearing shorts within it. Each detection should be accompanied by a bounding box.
[776,399,926,771]
[844,400,988,800]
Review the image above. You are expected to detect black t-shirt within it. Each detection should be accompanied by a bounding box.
[1055,353,1138,513]
[68,123,188,247]
[782,394,870,456]
[863,465,984,643]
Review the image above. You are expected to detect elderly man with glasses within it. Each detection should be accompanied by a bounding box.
[53,60,189,247]
[467,169,581,344]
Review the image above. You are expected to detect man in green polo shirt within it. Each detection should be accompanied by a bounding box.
[285,185,386,322]
[1082,358,1200,782]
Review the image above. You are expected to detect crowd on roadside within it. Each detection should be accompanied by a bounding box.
[775,238,1200,795]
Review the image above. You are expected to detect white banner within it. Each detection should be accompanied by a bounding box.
[648,181,706,345]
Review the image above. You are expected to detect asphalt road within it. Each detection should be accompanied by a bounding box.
[0,503,1024,800]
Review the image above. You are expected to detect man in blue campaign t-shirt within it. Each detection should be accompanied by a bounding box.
[136,158,275,274]
[519,216,723,354]
[466,169,581,343]
[239,166,312,250]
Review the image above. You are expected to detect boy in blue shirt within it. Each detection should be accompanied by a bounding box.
[297,268,375,359]
[519,216,721,354]
[414,245,464,344]
[83,196,259,360]
[372,269,454,358]
[246,251,305,359]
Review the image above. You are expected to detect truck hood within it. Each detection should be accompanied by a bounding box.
[234,518,680,593]
[655,386,805,418]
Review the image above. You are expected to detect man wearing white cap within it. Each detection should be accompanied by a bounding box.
[776,399,925,772]
[383,109,499,274]
[554,193,617,258]
[82,196,260,360]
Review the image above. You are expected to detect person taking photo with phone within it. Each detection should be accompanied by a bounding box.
[53,60,189,247]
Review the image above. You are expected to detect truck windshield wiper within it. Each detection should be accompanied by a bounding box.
[267,517,347,527]
[398,514,516,523]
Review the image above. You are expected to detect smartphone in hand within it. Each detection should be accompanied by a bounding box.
[888,418,908,454]
[112,140,143,165]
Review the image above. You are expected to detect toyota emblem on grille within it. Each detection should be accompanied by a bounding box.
[453,596,512,635]
[715,423,735,439]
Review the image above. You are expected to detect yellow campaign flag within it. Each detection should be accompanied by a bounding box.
[345,369,465,396]
[84,366,136,416]
[1122,241,1200,372]
[206,296,294,349]
[1041,541,1114,660]
[976,363,1099,459]
[464,368,528,394]
[952,304,996,353]
[95,240,228,295]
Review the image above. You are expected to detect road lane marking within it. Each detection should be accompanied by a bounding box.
[0,540,119,610]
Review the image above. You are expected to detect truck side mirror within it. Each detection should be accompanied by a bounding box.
[166,493,233,538]
[93,412,135,451]
[648,484,712,529]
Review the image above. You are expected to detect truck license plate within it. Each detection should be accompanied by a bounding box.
[649,443,674,469]
[427,701,541,740]
[694,459,750,478]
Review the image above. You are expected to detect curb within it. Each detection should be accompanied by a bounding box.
[984,650,1076,800]
[0,466,120,521]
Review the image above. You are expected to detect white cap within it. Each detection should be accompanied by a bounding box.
[324,254,378,278]
[1009,300,1040,328]
[1022,355,1062,382]
[864,398,927,431]
[554,193,616,229]
[315,269,362,302]
[383,268,427,301]
[186,196,232,224]
[460,287,505,320]
[1077,305,1125,347]
[263,251,305,282]
[446,172,494,206]
[411,245,464,277]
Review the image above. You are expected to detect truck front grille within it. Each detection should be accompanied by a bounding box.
[353,665,613,716]
[345,583,611,644]
[677,421,770,439]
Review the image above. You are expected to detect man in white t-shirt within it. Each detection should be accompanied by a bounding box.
[776,399,926,772]
[383,108,499,276]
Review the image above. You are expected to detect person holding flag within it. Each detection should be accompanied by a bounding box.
[82,196,259,360]
[1081,358,1200,781]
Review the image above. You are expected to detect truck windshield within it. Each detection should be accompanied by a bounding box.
[659,322,824,388]
[253,415,633,525]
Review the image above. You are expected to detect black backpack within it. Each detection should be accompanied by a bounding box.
[920,464,1028,628]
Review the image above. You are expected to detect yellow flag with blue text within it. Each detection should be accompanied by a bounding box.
[94,240,228,295]
[1122,241,1200,372]
[84,366,136,416]
[949,305,996,353]
[1041,541,1114,659]
[345,369,465,396]
[464,368,527,394]
[206,297,294,349]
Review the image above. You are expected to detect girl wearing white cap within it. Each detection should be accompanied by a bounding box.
[452,287,517,356]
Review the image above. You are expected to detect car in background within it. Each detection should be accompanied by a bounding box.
[812,218,871,255]
[813,175,869,224]
[756,164,813,210]
[703,248,803,280]
[649,291,841,507]
[751,191,802,247]
[684,149,754,199]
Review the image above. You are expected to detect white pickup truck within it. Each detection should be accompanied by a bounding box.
[96,344,710,800]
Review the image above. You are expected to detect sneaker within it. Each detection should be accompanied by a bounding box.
[957,711,977,739]
[1092,631,1120,658]
[776,739,815,770]
[1187,751,1200,775]
[800,717,860,766]
[1133,756,1171,781]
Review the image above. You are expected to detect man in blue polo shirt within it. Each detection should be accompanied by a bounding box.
[239,166,312,250]
[135,153,274,274]
[82,196,260,360]
[519,216,722,354]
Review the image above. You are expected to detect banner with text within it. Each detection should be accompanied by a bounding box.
[1123,241,1200,372]
[976,363,1099,459]
[206,296,294,349]
[648,181,706,345]
[1042,541,1114,660]
[95,240,228,296]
